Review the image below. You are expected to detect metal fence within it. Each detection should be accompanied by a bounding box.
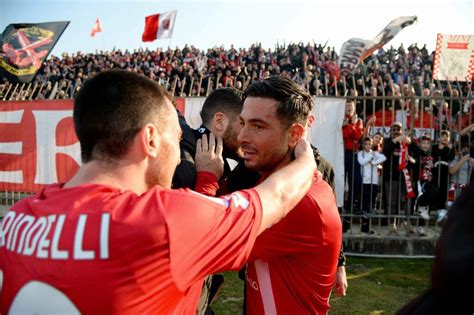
[1,78,473,256]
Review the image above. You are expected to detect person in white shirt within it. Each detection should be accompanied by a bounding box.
[357,136,387,233]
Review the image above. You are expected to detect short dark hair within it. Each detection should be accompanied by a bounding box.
[440,130,451,137]
[200,88,243,125]
[243,77,313,127]
[363,136,372,143]
[74,69,171,163]
[420,135,432,142]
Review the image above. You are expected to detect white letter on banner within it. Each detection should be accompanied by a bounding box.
[0,110,24,184]
[32,110,81,185]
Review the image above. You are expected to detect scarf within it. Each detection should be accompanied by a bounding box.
[399,142,416,199]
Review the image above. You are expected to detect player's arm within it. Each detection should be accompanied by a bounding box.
[254,138,316,234]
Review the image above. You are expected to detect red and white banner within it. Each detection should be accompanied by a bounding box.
[368,110,435,139]
[0,100,80,193]
[360,16,418,61]
[90,18,102,37]
[142,10,177,42]
[339,16,417,74]
[0,98,194,193]
[433,34,474,82]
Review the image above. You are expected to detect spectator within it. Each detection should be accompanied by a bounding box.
[357,136,387,233]
[414,135,437,236]
[342,99,363,214]
[448,142,473,202]
[382,122,417,233]
[432,130,455,222]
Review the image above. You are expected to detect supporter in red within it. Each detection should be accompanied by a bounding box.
[0,70,317,314]
[237,77,342,314]
[343,99,364,213]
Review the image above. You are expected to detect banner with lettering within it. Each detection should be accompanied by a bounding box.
[0,98,201,193]
[0,100,79,192]
[338,16,417,74]
[433,34,474,81]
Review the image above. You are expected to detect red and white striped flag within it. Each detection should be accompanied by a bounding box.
[90,18,102,37]
[142,10,177,42]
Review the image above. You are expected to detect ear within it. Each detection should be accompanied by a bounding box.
[212,112,228,134]
[308,114,315,128]
[140,123,160,158]
[287,123,305,147]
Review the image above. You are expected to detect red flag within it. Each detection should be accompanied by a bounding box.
[142,10,177,42]
[90,18,102,37]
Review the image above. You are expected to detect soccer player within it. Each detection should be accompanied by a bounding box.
[237,77,342,314]
[0,70,317,314]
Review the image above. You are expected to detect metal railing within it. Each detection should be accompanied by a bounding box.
[1,78,472,256]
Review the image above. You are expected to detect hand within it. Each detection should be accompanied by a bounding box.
[195,133,224,179]
[351,114,358,124]
[333,266,348,297]
[393,135,405,143]
[367,116,376,125]
[342,118,349,126]
[461,154,471,162]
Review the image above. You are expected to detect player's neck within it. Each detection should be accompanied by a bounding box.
[260,154,293,179]
[64,160,148,195]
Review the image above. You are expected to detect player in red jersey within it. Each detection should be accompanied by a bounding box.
[0,70,317,314]
[238,77,342,314]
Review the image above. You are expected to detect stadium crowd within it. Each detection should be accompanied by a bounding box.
[0,41,471,100]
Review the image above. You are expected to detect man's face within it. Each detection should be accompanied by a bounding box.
[238,97,290,173]
[345,101,355,117]
[420,139,431,152]
[146,99,182,189]
[222,114,243,159]
[440,133,450,146]
[391,125,402,137]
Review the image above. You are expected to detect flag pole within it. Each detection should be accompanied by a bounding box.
[101,32,106,52]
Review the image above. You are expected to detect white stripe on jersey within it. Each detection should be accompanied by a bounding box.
[254,260,277,315]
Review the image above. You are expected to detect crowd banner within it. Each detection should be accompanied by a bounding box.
[309,97,345,207]
[368,110,435,138]
[0,22,69,83]
[0,100,79,193]
[338,39,372,74]
[339,16,417,74]
[0,98,205,192]
[360,16,418,61]
[433,34,474,81]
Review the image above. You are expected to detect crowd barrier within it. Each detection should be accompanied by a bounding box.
[1,89,472,256]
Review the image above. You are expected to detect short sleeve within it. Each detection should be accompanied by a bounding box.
[160,188,262,292]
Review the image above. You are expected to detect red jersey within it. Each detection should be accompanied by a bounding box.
[0,183,262,314]
[342,116,363,151]
[245,174,342,314]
